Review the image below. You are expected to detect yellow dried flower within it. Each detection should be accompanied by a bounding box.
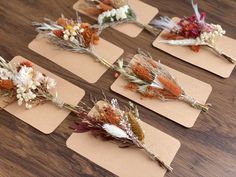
[128,112,145,141]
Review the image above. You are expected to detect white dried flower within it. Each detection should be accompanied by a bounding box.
[63,34,69,40]
[97,5,130,25]
[14,66,34,88]
[102,124,130,139]
[25,103,32,109]
[79,28,84,33]
[69,36,75,42]
[34,71,44,86]
[63,30,70,36]
[197,24,225,46]
[110,9,116,16]
[44,77,56,89]
[71,31,77,36]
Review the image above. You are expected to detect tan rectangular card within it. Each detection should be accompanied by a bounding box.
[28,37,124,83]
[73,0,159,37]
[0,56,85,134]
[153,17,236,78]
[66,101,180,177]
[111,55,212,128]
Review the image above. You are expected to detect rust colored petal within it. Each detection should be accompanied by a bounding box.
[191,45,200,52]
[132,63,153,82]
[0,80,15,90]
[53,30,64,38]
[157,76,182,97]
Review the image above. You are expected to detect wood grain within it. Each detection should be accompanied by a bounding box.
[0,0,236,177]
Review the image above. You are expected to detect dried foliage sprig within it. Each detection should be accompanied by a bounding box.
[152,0,235,63]
[113,49,211,111]
[32,15,112,68]
[72,98,173,171]
[78,0,161,36]
[0,56,79,112]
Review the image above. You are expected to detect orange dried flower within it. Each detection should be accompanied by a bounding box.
[0,80,15,90]
[161,33,185,40]
[20,61,33,68]
[85,7,104,16]
[97,1,113,11]
[142,86,161,98]
[99,106,120,126]
[57,17,69,27]
[81,23,99,47]
[132,63,153,82]
[125,83,138,91]
[191,45,200,52]
[147,59,158,68]
[157,76,182,97]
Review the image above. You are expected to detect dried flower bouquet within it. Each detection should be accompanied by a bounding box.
[33,15,112,68]
[72,98,173,171]
[114,50,211,111]
[77,0,161,36]
[152,0,235,63]
[0,57,78,111]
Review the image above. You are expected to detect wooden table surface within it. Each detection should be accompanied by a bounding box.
[0,0,236,177]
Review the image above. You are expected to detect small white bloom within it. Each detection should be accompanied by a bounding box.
[16,94,22,99]
[25,103,32,109]
[69,36,75,42]
[98,15,104,25]
[73,26,80,31]
[71,31,77,36]
[110,9,116,16]
[63,34,69,40]
[123,5,129,12]
[79,28,84,33]
[63,30,70,36]
[17,99,23,106]
[44,77,56,89]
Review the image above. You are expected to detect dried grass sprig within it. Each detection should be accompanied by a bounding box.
[72,98,172,171]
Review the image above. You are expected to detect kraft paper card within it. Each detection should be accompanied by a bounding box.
[0,56,85,134]
[111,55,212,128]
[28,37,124,83]
[73,0,159,37]
[153,17,236,78]
[66,101,180,177]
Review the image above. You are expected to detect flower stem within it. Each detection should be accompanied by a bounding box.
[206,44,236,64]
[179,94,211,112]
[41,92,80,114]
[132,20,161,36]
[136,141,173,172]
[90,51,114,69]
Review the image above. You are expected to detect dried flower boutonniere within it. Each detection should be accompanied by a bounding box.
[32,15,111,68]
[78,0,161,36]
[72,98,173,171]
[152,0,235,63]
[114,49,211,111]
[0,57,78,111]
